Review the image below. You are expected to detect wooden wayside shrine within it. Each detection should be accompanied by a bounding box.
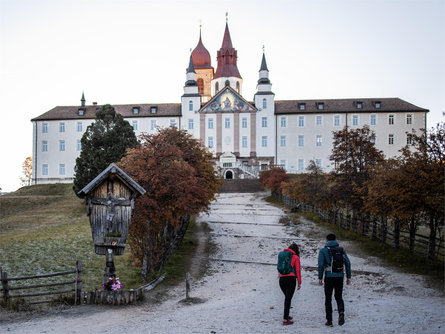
[78,163,145,287]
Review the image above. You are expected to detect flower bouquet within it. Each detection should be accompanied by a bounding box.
[102,277,123,291]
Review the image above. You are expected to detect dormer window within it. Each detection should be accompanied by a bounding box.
[317,102,324,110]
[150,107,157,114]
[78,108,85,116]
[298,103,306,110]
[132,107,139,115]
[375,101,381,109]
[356,102,363,109]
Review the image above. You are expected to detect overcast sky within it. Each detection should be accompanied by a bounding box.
[0,0,444,192]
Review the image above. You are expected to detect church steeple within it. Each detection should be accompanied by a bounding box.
[183,54,200,97]
[212,16,243,95]
[81,92,86,107]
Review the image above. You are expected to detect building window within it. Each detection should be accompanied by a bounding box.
[389,114,394,125]
[316,115,322,126]
[262,117,268,128]
[280,117,287,127]
[188,119,194,130]
[262,136,268,147]
[315,159,322,168]
[370,115,376,125]
[298,159,304,171]
[316,135,322,147]
[280,160,286,168]
[370,134,376,144]
[356,102,362,109]
[59,122,65,133]
[42,141,48,152]
[132,107,139,115]
[352,115,359,126]
[388,134,394,145]
[298,135,304,147]
[262,98,267,109]
[236,81,240,93]
[78,109,85,116]
[375,101,381,109]
[77,122,82,132]
[42,164,48,176]
[242,136,247,148]
[242,118,247,128]
[151,120,156,130]
[77,139,81,151]
[215,82,219,93]
[42,123,48,133]
[334,115,340,126]
[280,136,286,147]
[406,114,413,124]
[225,118,231,129]
[170,119,176,127]
[59,164,66,175]
[208,136,214,148]
[317,103,324,110]
[132,120,138,130]
[59,140,65,151]
[299,103,306,110]
[298,116,305,127]
[150,107,157,114]
[189,100,193,111]
[208,118,214,129]
[407,135,413,145]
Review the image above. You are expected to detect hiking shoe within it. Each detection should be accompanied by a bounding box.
[283,319,294,326]
[288,316,293,320]
[325,321,333,327]
[339,313,345,326]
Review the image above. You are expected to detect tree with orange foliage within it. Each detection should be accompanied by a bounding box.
[119,127,220,280]
[20,156,32,186]
[259,167,290,194]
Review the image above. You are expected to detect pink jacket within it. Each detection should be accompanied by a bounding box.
[279,248,302,285]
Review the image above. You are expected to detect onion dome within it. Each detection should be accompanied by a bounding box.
[191,28,212,69]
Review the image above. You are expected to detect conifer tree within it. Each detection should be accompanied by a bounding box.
[73,104,138,196]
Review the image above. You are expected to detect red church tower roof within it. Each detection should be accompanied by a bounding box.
[214,22,242,79]
[191,29,212,69]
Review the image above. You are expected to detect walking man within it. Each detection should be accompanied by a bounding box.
[318,233,351,327]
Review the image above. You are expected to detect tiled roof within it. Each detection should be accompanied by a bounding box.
[31,103,181,121]
[274,98,428,114]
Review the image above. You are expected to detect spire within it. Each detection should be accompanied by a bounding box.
[214,19,241,80]
[260,47,269,71]
[187,54,196,73]
[191,24,212,69]
[81,91,85,107]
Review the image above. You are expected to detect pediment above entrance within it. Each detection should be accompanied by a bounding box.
[200,86,257,113]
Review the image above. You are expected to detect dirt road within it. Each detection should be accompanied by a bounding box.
[1,193,444,333]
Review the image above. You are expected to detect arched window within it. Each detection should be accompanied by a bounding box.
[189,100,193,111]
[236,81,240,93]
[215,82,219,93]
[197,78,204,95]
[262,98,267,109]
[225,80,230,87]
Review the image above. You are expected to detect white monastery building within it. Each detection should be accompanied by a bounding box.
[31,21,428,184]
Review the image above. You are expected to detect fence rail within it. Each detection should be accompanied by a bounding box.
[275,193,445,261]
[0,260,82,306]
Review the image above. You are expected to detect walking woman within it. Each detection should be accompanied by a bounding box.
[277,243,302,325]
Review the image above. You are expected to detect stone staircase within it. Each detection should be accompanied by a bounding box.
[219,179,263,193]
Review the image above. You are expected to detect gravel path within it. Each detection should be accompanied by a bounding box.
[1,192,444,333]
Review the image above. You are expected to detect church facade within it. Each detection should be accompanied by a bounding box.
[31,22,428,184]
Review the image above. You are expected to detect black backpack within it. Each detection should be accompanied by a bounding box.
[328,247,345,273]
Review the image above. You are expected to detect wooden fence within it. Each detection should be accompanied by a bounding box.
[274,193,445,261]
[0,260,82,306]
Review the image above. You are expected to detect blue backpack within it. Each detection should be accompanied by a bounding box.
[277,251,294,275]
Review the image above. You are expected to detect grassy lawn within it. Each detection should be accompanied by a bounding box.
[0,184,142,291]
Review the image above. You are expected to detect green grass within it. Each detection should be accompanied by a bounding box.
[0,183,206,298]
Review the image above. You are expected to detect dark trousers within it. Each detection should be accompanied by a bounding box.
[324,277,345,322]
[279,276,296,320]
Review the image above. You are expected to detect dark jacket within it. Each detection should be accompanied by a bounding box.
[318,240,351,280]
